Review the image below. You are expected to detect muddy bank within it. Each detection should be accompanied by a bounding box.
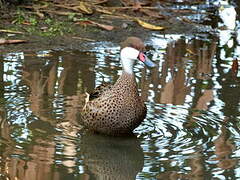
[0,20,213,53]
[0,1,217,52]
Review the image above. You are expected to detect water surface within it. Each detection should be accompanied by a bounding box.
[1,1,240,180]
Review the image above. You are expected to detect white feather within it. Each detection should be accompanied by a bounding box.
[120,47,139,74]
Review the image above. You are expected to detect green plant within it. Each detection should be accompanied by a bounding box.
[14,9,25,24]
[29,16,37,26]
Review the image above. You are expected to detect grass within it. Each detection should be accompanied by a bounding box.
[11,9,74,37]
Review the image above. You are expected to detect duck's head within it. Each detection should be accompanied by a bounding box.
[120,37,156,74]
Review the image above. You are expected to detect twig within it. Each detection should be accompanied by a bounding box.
[0,39,28,45]
[0,29,24,34]
[41,9,82,16]
[72,36,95,42]
[109,6,159,10]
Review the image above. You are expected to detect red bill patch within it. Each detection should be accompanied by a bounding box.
[138,52,146,62]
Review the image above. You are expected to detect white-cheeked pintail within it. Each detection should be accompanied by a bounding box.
[81,37,156,135]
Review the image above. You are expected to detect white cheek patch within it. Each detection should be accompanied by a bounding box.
[120,47,139,60]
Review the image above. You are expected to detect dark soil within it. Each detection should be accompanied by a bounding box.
[0,1,216,53]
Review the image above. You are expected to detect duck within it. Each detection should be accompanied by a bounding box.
[80,37,156,136]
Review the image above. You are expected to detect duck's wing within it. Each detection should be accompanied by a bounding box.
[89,82,113,101]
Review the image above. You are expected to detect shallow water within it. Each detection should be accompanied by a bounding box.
[1,2,240,180]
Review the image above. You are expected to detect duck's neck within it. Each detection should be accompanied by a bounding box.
[122,66,133,74]
[120,71,136,84]
[114,71,137,89]
[123,69,134,75]
[113,71,138,95]
[121,58,134,74]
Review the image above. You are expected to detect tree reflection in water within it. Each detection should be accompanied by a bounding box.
[0,32,239,179]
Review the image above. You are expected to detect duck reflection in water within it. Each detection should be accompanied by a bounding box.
[79,133,144,180]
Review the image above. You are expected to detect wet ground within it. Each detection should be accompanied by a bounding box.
[1,1,240,180]
[0,0,219,52]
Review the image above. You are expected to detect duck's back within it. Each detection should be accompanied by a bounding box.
[81,72,146,135]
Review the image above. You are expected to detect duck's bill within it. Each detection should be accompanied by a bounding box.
[138,52,156,68]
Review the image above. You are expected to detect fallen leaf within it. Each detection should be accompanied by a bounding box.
[0,29,24,34]
[75,20,94,25]
[136,19,165,30]
[133,0,142,10]
[180,17,194,23]
[20,3,49,10]
[109,6,158,10]
[101,14,135,21]
[36,10,45,18]
[42,10,82,16]
[22,21,32,25]
[0,39,28,45]
[96,7,114,14]
[91,0,109,5]
[71,0,108,6]
[72,36,95,42]
[54,4,79,11]
[76,20,114,31]
[77,2,93,14]
[120,0,149,7]
[95,22,114,30]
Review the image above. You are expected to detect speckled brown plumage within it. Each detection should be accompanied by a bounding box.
[80,37,148,135]
[81,72,146,135]
[89,83,112,101]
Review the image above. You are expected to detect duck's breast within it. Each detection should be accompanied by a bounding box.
[81,73,146,134]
